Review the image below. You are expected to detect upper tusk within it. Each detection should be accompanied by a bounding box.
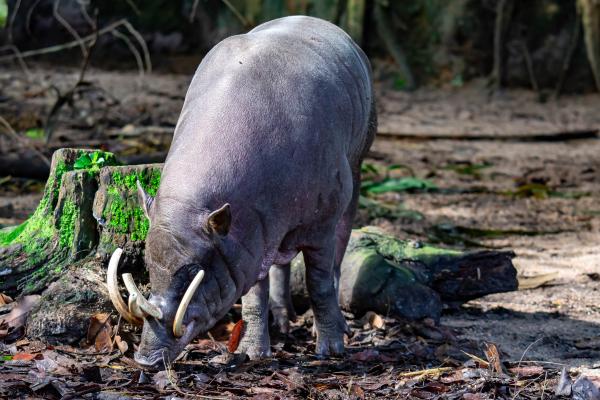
[122,273,163,320]
[173,269,205,337]
[106,248,143,326]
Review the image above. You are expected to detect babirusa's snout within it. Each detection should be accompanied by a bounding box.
[173,269,205,337]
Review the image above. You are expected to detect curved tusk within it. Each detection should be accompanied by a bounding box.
[173,269,205,337]
[122,273,163,319]
[106,248,143,325]
[127,293,145,319]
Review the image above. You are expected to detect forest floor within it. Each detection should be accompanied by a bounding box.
[1,65,600,398]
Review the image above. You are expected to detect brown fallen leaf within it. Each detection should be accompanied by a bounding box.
[518,272,559,290]
[12,352,43,361]
[0,293,14,305]
[227,319,244,353]
[361,311,385,330]
[463,394,487,400]
[508,365,544,377]
[209,320,236,341]
[0,295,40,329]
[86,313,113,353]
[483,343,503,374]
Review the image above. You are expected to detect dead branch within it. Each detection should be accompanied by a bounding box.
[0,116,50,167]
[519,41,539,93]
[53,0,88,59]
[44,11,99,143]
[7,0,22,44]
[490,0,514,91]
[373,1,415,90]
[554,12,582,98]
[189,0,201,22]
[0,45,31,78]
[221,0,250,28]
[111,29,145,80]
[0,19,146,65]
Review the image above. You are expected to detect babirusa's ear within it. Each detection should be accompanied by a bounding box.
[207,203,231,236]
[136,180,155,220]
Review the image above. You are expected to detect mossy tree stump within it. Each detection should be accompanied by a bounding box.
[0,148,517,344]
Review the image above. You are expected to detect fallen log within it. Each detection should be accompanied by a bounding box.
[290,227,517,322]
[0,148,518,344]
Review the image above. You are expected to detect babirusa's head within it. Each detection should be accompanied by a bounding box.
[106,181,241,369]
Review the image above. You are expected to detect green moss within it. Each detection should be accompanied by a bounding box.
[354,227,461,265]
[0,221,29,246]
[104,167,161,242]
[58,200,78,248]
[111,168,161,195]
[131,207,149,241]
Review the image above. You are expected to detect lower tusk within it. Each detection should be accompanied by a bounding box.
[106,248,143,325]
[173,269,205,337]
[122,273,163,319]
[128,293,145,319]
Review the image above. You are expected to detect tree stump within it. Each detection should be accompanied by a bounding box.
[0,148,518,344]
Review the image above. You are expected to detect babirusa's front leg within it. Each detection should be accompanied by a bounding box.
[238,277,271,359]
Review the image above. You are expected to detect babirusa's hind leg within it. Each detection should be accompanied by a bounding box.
[269,263,297,334]
[303,238,348,356]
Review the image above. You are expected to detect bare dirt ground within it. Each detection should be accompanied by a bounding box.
[1,66,600,397]
[369,85,600,369]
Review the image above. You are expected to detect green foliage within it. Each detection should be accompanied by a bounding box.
[24,128,45,140]
[359,162,433,220]
[74,151,111,175]
[0,0,6,29]
[363,177,437,195]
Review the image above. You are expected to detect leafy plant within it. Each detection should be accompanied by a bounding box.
[363,177,437,194]
[73,151,107,174]
[0,0,7,28]
[24,128,45,140]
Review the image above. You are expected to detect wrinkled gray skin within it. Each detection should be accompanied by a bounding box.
[134,16,377,368]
